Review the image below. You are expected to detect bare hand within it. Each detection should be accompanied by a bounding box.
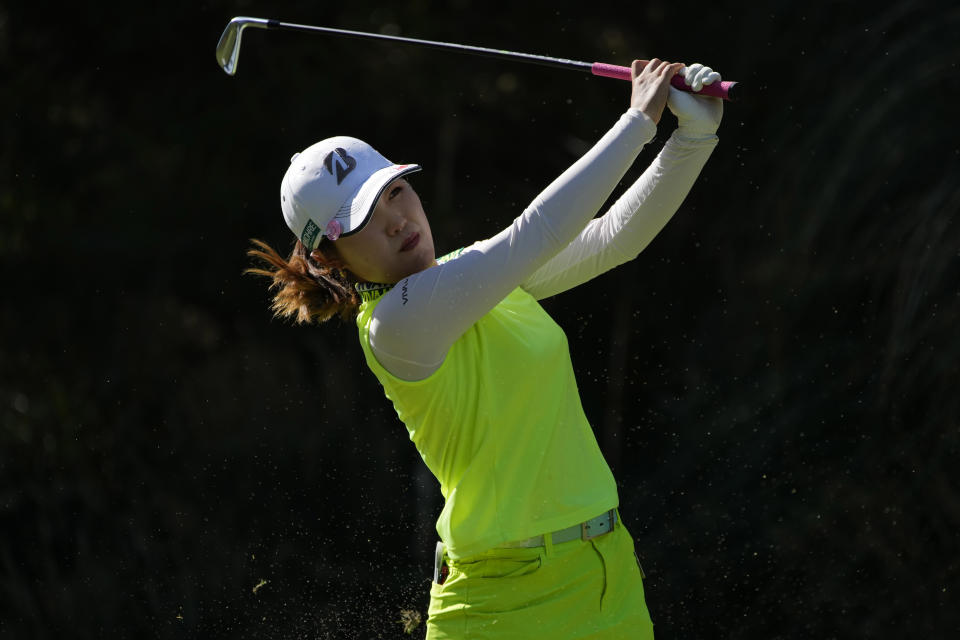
[630,58,685,124]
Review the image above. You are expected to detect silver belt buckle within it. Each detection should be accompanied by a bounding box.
[581,509,616,541]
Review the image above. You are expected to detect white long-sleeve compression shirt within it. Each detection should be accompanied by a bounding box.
[367,108,718,381]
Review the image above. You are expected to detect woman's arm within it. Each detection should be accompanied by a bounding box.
[520,81,723,299]
[368,61,683,381]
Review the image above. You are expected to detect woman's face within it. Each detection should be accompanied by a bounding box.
[332,178,436,284]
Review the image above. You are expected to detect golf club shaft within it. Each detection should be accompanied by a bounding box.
[239,18,737,100]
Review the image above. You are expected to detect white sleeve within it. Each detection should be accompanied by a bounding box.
[519,129,718,300]
[367,109,658,381]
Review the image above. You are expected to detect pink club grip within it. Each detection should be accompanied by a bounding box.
[590,62,736,101]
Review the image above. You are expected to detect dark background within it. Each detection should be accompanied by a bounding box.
[2,0,958,638]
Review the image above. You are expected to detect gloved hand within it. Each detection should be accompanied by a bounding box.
[667,63,723,137]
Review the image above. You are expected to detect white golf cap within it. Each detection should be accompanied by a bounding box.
[280,136,421,249]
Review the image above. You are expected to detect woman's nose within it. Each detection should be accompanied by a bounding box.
[386,213,407,236]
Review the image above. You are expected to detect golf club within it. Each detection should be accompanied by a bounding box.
[216,16,738,101]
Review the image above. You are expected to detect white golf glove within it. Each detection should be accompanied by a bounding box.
[667,63,723,137]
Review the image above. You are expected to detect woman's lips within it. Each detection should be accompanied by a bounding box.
[400,232,420,252]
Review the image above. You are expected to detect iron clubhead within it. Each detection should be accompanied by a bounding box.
[216,17,270,75]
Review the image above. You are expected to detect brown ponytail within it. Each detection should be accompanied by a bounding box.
[245,238,361,324]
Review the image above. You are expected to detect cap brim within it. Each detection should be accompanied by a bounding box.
[334,164,423,238]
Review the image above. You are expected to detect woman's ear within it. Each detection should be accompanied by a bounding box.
[310,245,341,265]
[310,244,349,272]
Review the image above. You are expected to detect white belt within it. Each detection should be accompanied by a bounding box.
[497,508,618,549]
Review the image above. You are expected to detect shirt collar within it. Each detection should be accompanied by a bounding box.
[355,281,394,304]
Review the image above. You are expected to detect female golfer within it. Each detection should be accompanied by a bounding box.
[249,59,723,638]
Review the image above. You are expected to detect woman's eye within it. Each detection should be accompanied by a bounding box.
[389,185,403,199]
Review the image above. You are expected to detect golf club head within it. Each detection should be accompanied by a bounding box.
[216,17,270,75]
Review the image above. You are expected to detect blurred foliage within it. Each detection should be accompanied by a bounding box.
[1,0,958,638]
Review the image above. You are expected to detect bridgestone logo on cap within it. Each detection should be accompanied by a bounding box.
[324,148,356,185]
[301,219,321,248]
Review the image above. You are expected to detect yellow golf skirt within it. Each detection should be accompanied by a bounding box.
[426,516,653,639]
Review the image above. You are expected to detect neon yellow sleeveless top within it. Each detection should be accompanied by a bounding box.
[356,266,618,560]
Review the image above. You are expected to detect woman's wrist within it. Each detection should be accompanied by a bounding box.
[623,108,658,142]
[671,128,720,144]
